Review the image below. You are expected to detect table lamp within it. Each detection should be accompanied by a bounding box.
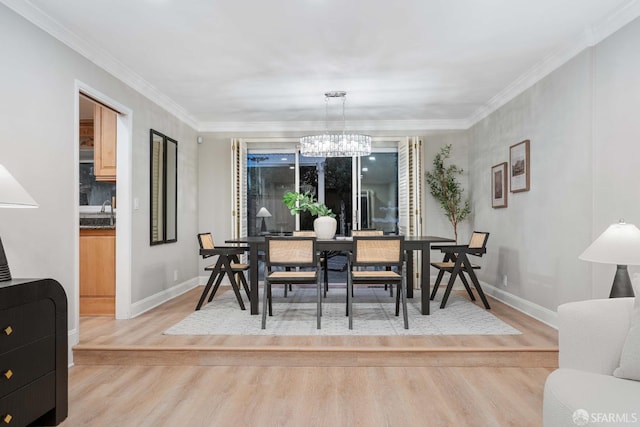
[579,219,640,298]
[256,207,272,234]
[0,164,38,282]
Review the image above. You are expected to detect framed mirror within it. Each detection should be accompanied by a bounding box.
[150,129,178,245]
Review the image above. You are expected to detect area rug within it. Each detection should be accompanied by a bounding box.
[164,286,521,336]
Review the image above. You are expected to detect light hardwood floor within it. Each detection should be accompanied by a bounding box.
[67,286,558,426]
[63,365,552,427]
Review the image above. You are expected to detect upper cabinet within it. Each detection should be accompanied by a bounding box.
[93,104,117,182]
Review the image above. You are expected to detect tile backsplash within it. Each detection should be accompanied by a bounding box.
[80,163,116,206]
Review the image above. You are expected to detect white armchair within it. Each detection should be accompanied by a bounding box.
[543,298,639,426]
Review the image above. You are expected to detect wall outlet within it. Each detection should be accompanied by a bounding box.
[502,274,508,287]
[173,270,178,281]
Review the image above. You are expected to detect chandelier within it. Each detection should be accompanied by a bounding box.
[300,91,371,157]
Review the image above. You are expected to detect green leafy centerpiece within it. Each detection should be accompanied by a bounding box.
[282,191,337,239]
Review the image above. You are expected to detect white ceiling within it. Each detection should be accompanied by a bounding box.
[4,0,640,132]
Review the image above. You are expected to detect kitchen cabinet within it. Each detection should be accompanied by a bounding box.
[79,228,115,315]
[79,119,94,148]
[93,104,117,182]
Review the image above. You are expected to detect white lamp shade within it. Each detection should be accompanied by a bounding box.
[0,164,38,208]
[579,221,640,266]
[256,207,272,218]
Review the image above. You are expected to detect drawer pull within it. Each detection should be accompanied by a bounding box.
[3,326,12,336]
[2,414,11,424]
[3,370,12,380]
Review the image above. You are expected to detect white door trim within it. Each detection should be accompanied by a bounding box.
[74,80,133,327]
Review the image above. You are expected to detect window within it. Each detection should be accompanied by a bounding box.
[243,146,401,237]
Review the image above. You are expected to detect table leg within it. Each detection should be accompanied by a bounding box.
[250,244,259,314]
[405,250,414,299]
[421,244,430,315]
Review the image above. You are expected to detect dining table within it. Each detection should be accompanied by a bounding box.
[226,235,455,315]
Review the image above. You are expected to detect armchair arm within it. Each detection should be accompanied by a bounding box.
[199,247,246,257]
[431,244,469,252]
[558,297,634,375]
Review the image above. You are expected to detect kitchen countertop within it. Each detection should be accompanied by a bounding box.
[79,213,116,229]
[80,225,116,230]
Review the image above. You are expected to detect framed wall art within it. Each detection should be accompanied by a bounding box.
[510,139,530,192]
[491,162,508,208]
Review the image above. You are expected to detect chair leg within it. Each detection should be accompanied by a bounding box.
[317,276,322,329]
[323,254,329,297]
[267,281,273,316]
[206,272,225,303]
[458,273,476,301]
[284,267,290,297]
[345,283,349,316]
[348,275,353,329]
[261,281,269,329]
[430,270,446,300]
[395,282,400,316]
[401,273,409,329]
[225,269,246,310]
[467,269,491,309]
[440,266,462,309]
[237,272,251,301]
[196,271,219,311]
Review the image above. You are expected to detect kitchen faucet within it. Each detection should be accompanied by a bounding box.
[101,200,115,226]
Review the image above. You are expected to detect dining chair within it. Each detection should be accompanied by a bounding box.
[351,230,383,236]
[429,231,491,309]
[350,230,393,296]
[291,231,329,297]
[262,236,322,329]
[347,235,408,329]
[196,232,250,310]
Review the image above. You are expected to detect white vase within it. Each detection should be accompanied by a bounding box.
[313,216,337,240]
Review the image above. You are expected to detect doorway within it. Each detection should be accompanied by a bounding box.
[74,80,133,338]
[78,95,117,316]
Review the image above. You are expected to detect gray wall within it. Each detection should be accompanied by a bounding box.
[466,17,640,309]
[197,137,233,273]
[0,5,199,332]
[591,17,640,298]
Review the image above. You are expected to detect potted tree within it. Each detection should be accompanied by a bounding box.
[282,191,337,239]
[425,144,471,242]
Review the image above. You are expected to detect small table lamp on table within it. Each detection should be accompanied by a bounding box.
[579,219,640,298]
[0,164,38,282]
[256,207,272,235]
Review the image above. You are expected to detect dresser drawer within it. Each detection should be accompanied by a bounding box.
[0,372,55,426]
[0,336,54,397]
[0,300,55,355]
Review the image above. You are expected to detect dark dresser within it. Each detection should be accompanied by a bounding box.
[0,279,68,426]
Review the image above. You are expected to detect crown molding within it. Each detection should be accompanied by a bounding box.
[589,0,640,45]
[468,0,640,128]
[4,0,638,134]
[198,119,470,133]
[0,0,199,130]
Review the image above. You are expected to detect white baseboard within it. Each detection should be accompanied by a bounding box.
[68,279,200,364]
[428,275,558,329]
[130,277,200,318]
[480,282,558,329]
[68,328,79,367]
